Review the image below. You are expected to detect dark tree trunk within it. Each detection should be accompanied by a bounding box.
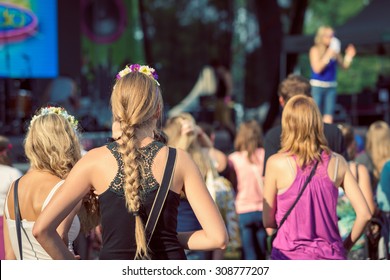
[252,0,283,133]
[286,0,308,75]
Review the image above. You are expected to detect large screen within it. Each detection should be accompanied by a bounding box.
[0,0,58,78]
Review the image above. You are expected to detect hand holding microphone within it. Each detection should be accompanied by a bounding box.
[329,37,341,54]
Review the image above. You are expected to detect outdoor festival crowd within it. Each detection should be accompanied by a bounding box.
[0,64,389,260]
[0,26,390,260]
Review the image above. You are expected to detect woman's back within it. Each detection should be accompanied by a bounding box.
[94,140,185,260]
[271,151,346,260]
[229,148,265,214]
[5,173,80,259]
[32,66,228,260]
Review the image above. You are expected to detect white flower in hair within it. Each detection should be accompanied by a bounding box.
[29,106,79,130]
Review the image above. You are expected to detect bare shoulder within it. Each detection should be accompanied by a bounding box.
[331,152,348,165]
[356,162,370,175]
[174,148,200,175]
[265,153,291,176]
[175,148,193,165]
[330,152,349,178]
[267,153,288,168]
[82,145,111,160]
[309,46,318,55]
[84,145,110,156]
[73,145,112,171]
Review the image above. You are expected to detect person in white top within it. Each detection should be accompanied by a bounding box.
[0,136,23,260]
[3,107,82,259]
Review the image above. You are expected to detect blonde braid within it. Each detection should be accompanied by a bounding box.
[120,121,149,259]
[111,68,163,259]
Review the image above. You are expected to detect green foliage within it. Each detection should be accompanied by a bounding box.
[305,0,368,34]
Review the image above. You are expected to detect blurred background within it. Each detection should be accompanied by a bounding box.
[1,0,390,168]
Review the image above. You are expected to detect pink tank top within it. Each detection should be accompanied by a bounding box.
[271,151,346,260]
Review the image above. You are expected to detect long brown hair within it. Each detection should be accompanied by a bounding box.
[111,71,163,259]
[234,120,263,163]
[280,95,329,167]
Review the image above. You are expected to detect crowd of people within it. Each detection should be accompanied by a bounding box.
[1,62,389,261]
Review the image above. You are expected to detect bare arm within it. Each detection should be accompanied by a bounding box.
[33,155,93,259]
[340,158,372,251]
[356,163,376,215]
[309,46,337,74]
[177,150,228,250]
[55,200,82,248]
[263,155,278,230]
[339,44,356,69]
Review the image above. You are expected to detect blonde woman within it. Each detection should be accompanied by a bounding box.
[164,113,234,260]
[365,121,390,182]
[164,113,210,260]
[263,95,371,260]
[3,107,82,259]
[309,26,356,124]
[337,123,376,259]
[33,64,228,260]
[364,121,390,258]
[228,120,266,259]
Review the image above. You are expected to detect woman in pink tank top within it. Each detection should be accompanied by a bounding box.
[263,95,372,260]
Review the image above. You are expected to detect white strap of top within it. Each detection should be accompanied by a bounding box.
[42,180,64,210]
[286,156,295,177]
[333,154,340,182]
[4,180,64,219]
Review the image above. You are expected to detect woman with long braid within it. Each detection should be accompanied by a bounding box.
[33,64,228,260]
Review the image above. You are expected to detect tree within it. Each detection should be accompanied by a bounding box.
[251,0,283,132]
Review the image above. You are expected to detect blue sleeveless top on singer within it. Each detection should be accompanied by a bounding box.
[311,58,337,83]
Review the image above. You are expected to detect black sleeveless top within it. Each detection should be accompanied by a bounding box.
[98,141,186,260]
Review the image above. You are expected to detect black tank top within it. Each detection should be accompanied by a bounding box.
[98,141,186,260]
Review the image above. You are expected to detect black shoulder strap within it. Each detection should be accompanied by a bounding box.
[144,147,177,246]
[276,160,319,232]
[14,178,23,260]
[355,162,359,184]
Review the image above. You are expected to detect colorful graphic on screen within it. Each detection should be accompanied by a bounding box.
[0,0,58,78]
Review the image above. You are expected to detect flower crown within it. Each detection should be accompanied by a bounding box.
[29,106,79,130]
[116,64,160,86]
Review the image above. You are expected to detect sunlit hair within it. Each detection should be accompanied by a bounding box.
[314,25,333,45]
[24,111,81,179]
[338,123,356,160]
[164,113,208,178]
[280,95,329,167]
[234,120,263,163]
[365,120,390,179]
[278,74,311,103]
[111,70,163,259]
